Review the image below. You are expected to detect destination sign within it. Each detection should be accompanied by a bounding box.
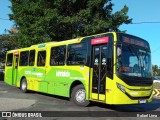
[123,36,146,47]
[91,36,109,45]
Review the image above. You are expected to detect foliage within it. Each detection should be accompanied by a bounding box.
[9,0,132,47]
[0,33,17,65]
[152,65,160,76]
[0,35,7,63]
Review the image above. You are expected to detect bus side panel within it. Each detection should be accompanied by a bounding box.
[16,67,30,88]
[47,82,55,95]
[45,66,68,97]
[67,66,90,99]
[105,78,116,104]
[17,67,41,90]
[45,66,90,98]
[34,67,47,93]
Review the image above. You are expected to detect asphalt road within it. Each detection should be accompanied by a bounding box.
[0,81,160,120]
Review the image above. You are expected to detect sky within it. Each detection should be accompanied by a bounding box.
[0,0,13,34]
[0,0,160,66]
[112,0,160,66]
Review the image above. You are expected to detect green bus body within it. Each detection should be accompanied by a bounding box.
[5,32,153,106]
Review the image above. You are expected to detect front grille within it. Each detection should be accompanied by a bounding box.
[116,72,153,86]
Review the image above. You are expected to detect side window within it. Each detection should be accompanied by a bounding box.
[50,46,66,66]
[6,53,13,66]
[29,50,35,66]
[37,51,46,66]
[67,43,87,65]
[19,51,29,66]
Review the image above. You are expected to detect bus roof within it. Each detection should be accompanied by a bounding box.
[30,38,81,48]
[7,32,116,53]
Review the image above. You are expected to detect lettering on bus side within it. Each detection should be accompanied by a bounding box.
[24,71,43,77]
[56,71,70,77]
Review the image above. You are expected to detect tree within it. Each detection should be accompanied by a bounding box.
[152,65,160,76]
[9,0,132,47]
[0,35,8,63]
[0,34,16,65]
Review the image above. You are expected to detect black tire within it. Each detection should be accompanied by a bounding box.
[71,84,90,107]
[20,78,28,93]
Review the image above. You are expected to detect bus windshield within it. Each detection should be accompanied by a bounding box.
[117,34,152,78]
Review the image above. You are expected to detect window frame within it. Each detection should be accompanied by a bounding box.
[19,51,29,66]
[6,53,13,66]
[67,42,87,65]
[29,49,36,66]
[37,50,46,67]
[50,45,66,66]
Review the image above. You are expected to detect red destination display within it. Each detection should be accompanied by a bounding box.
[14,51,19,56]
[91,37,109,45]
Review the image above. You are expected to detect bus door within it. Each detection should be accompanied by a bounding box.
[5,53,14,85]
[12,52,19,85]
[90,37,108,101]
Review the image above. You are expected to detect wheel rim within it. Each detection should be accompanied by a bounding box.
[21,81,26,91]
[75,89,86,103]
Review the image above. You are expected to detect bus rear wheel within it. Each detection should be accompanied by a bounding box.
[71,84,90,107]
[20,78,28,93]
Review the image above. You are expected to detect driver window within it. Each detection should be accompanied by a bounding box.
[117,46,122,71]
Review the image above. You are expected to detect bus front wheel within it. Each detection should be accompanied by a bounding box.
[20,78,28,93]
[71,84,90,107]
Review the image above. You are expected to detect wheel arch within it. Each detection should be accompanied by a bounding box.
[19,76,27,87]
[20,76,26,83]
[19,76,28,93]
[69,80,84,98]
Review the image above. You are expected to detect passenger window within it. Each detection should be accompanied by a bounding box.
[37,51,46,66]
[67,43,87,65]
[29,50,35,66]
[6,53,13,66]
[19,51,29,66]
[50,46,66,66]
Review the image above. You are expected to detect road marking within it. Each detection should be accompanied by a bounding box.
[153,89,160,97]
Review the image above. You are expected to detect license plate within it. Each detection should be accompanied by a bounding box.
[139,99,146,104]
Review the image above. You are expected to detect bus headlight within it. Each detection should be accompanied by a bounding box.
[117,83,126,93]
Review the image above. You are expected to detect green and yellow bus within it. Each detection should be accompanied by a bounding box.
[5,32,153,106]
